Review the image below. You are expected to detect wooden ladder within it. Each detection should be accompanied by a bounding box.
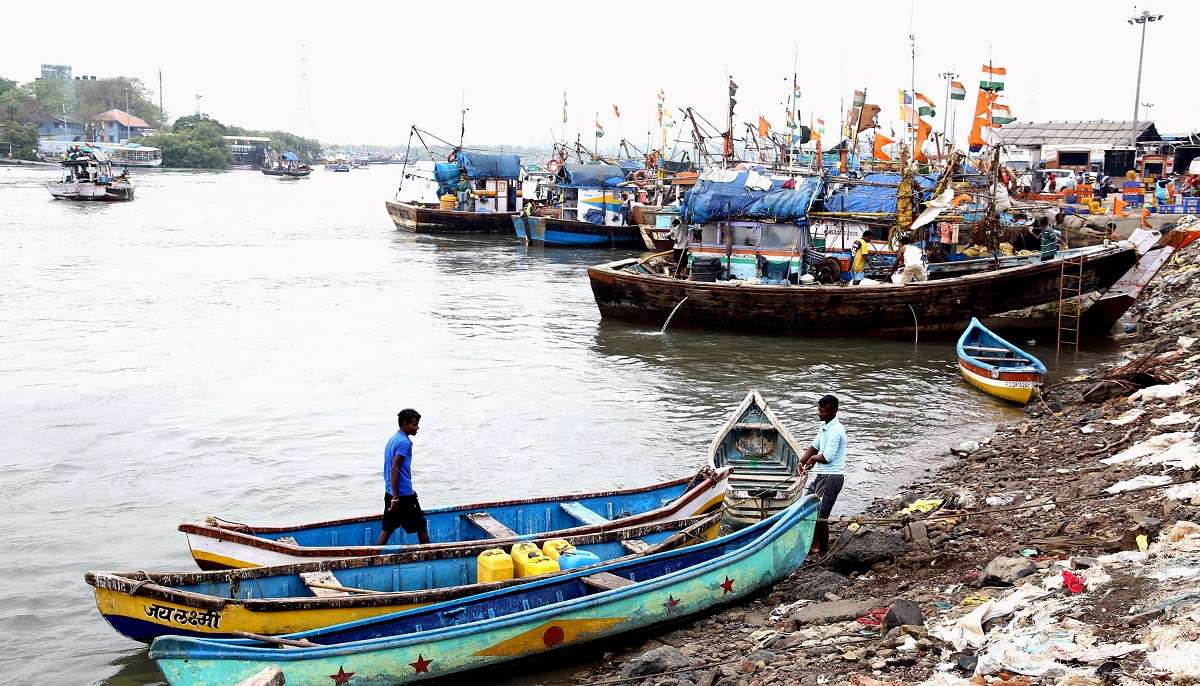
[1056,252,1086,359]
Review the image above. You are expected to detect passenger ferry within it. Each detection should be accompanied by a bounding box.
[38,139,162,167]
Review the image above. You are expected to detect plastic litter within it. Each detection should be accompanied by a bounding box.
[1102,474,1172,493]
[897,498,944,516]
[1105,408,1144,426]
[1130,380,1195,402]
[1150,411,1194,427]
[1061,569,1085,594]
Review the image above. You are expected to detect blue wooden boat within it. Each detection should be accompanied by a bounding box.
[957,317,1047,404]
[86,514,720,644]
[150,496,819,685]
[514,163,644,248]
[513,215,644,248]
[179,468,731,569]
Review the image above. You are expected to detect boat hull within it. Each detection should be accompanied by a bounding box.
[588,245,1137,338]
[640,225,676,251]
[180,469,730,569]
[956,317,1046,404]
[151,498,819,686]
[957,359,1041,404]
[46,181,134,201]
[386,201,514,234]
[514,216,644,248]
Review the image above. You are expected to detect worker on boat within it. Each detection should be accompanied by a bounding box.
[1039,222,1062,261]
[454,170,474,212]
[619,194,634,226]
[894,235,928,284]
[849,229,872,286]
[796,395,846,556]
[1012,223,1039,253]
[376,408,430,545]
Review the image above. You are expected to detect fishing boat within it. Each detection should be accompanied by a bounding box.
[956,317,1046,404]
[149,496,819,686]
[512,163,643,248]
[179,468,730,569]
[327,161,351,172]
[387,150,523,234]
[46,151,134,201]
[261,167,312,178]
[85,514,720,643]
[708,391,805,526]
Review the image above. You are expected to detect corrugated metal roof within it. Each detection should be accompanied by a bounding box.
[996,120,1159,146]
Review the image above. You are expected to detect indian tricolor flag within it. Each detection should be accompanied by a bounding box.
[915,92,936,117]
[991,103,1015,126]
[950,81,966,101]
[980,64,1006,92]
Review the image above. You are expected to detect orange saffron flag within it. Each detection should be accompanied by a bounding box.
[758,116,770,138]
[873,133,894,161]
[914,118,933,161]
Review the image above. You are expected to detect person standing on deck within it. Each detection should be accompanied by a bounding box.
[796,395,846,556]
[1040,223,1062,261]
[849,229,872,285]
[894,235,928,284]
[376,409,430,545]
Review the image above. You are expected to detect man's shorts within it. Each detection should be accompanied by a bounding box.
[383,493,428,534]
[849,271,866,282]
[805,474,845,519]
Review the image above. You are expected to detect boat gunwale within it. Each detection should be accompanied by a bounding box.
[707,390,805,486]
[955,317,1047,375]
[149,495,819,662]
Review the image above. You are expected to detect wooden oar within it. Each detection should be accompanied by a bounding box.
[233,631,318,648]
[304,581,388,595]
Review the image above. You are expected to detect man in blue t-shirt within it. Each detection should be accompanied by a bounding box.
[796,395,847,556]
[376,408,430,545]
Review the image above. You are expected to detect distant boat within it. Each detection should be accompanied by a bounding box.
[326,161,351,172]
[39,139,162,168]
[261,166,312,178]
[708,390,806,526]
[513,163,643,248]
[46,151,134,201]
[956,317,1046,404]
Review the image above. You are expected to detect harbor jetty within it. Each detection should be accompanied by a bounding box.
[574,232,1200,686]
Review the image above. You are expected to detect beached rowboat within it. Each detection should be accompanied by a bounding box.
[180,468,730,569]
[149,497,819,685]
[86,514,720,643]
[708,391,805,526]
[957,317,1047,404]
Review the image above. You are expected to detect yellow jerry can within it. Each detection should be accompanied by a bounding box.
[476,548,514,583]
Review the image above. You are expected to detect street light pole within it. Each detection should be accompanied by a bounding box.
[1128,10,1164,148]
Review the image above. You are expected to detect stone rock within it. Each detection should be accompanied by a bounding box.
[882,600,926,633]
[790,598,882,626]
[976,555,1038,586]
[694,672,719,686]
[790,567,853,600]
[827,529,912,574]
[621,646,695,679]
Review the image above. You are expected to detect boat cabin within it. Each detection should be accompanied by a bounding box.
[434,151,523,213]
[551,163,628,225]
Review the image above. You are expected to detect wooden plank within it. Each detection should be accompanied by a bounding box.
[733,422,776,430]
[973,356,1028,363]
[234,667,284,686]
[962,345,1010,354]
[560,502,610,526]
[463,512,518,539]
[300,571,349,598]
[581,572,635,591]
[620,539,651,554]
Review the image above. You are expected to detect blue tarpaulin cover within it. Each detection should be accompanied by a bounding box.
[456,151,521,179]
[616,159,644,176]
[560,163,625,188]
[821,173,937,214]
[282,151,298,161]
[680,173,825,224]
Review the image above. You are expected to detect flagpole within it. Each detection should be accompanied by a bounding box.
[939,71,959,154]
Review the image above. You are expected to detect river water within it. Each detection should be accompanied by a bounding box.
[0,164,1106,684]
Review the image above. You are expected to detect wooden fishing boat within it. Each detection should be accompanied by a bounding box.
[149,496,819,686]
[46,153,134,201]
[956,317,1046,404]
[588,243,1136,338]
[708,391,805,526]
[261,167,312,178]
[513,215,644,248]
[385,200,515,234]
[85,514,720,643]
[179,468,730,570]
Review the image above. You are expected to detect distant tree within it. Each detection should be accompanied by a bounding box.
[140,121,232,169]
[172,113,227,134]
[74,77,162,128]
[0,81,43,159]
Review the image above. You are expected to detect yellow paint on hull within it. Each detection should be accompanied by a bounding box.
[92,586,428,639]
[473,618,625,656]
[959,364,1037,404]
[189,548,259,570]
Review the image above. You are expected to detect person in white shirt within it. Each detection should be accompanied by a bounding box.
[895,235,928,284]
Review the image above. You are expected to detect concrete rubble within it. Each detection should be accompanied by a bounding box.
[570,229,1200,686]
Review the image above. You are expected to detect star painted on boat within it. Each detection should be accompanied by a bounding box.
[664,595,681,611]
[329,666,354,684]
[410,654,432,673]
[720,576,736,594]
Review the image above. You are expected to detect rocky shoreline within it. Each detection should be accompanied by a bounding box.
[571,234,1200,686]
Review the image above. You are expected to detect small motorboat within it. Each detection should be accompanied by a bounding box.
[85,514,720,643]
[46,151,134,201]
[261,166,312,178]
[708,391,806,526]
[957,317,1047,404]
[149,497,819,686]
[179,468,730,569]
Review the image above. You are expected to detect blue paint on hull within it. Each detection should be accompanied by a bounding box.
[514,216,643,249]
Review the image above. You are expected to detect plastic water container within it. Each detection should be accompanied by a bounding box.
[510,542,540,567]
[542,539,575,560]
[519,554,561,577]
[558,549,601,571]
[476,548,514,583]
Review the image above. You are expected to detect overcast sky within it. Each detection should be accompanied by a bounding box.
[2,0,1193,150]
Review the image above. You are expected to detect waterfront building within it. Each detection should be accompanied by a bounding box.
[91,109,154,144]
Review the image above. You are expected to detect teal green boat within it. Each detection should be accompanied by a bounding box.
[150,496,819,685]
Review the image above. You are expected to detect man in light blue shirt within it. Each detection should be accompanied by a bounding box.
[797,395,846,555]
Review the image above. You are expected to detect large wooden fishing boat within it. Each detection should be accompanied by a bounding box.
[86,514,720,643]
[150,497,819,686]
[261,166,312,178]
[956,317,1046,404]
[387,145,523,234]
[385,200,516,234]
[514,163,642,247]
[708,391,805,526]
[179,468,730,569]
[588,243,1136,338]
